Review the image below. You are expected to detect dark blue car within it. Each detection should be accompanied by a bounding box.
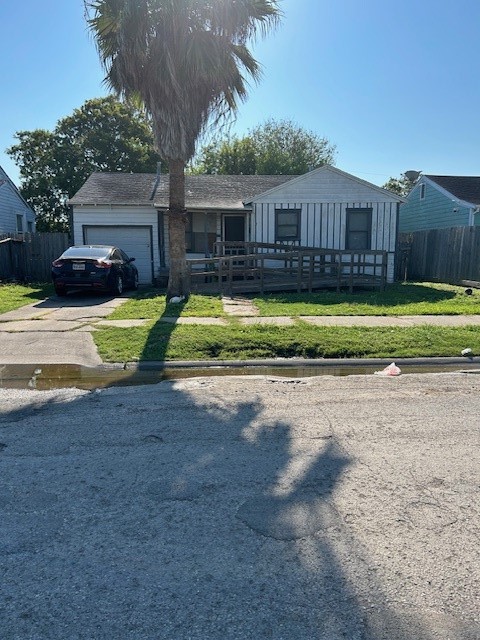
[52,245,139,296]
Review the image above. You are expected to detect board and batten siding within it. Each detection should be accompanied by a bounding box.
[72,205,160,282]
[249,166,401,283]
[251,202,397,252]
[251,202,397,282]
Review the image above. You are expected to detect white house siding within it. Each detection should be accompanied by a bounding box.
[72,205,160,284]
[252,201,398,250]
[0,167,36,234]
[249,167,400,283]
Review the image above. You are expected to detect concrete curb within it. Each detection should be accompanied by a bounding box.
[102,355,480,371]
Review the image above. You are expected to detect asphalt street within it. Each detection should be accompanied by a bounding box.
[0,372,479,639]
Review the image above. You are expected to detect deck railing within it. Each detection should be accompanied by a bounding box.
[186,242,387,295]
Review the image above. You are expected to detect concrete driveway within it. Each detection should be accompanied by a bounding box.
[0,292,129,366]
[0,373,479,639]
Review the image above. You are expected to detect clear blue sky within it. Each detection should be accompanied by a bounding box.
[2,0,480,187]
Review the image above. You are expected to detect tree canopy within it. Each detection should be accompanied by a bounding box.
[192,119,336,175]
[86,0,281,298]
[382,175,414,197]
[7,96,158,231]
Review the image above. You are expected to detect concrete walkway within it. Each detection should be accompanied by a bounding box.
[2,292,480,365]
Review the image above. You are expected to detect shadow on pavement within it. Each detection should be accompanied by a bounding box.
[0,374,463,639]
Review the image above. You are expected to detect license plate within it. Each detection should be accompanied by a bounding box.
[72,263,85,271]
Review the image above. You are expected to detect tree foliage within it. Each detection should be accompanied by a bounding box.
[7,96,158,231]
[382,175,414,198]
[193,119,336,175]
[85,0,281,298]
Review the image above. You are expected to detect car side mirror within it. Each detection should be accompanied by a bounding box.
[128,257,136,263]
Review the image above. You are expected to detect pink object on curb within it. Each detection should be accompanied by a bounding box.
[374,362,401,376]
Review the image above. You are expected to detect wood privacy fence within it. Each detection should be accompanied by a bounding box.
[0,233,70,283]
[399,227,480,284]
[187,242,388,295]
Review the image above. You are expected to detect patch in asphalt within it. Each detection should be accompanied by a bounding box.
[146,478,202,501]
[236,493,341,540]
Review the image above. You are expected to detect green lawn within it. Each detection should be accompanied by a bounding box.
[0,283,53,314]
[112,282,480,320]
[109,290,225,319]
[93,321,480,362]
[252,282,480,316]
[96,281,480,362]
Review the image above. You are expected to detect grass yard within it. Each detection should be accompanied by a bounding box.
[110,282,480,320]
[252,282,480,316]
[0,283,53,314]
[93,321,480,362]
[109,290,225,319]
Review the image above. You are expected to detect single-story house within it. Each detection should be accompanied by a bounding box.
[69,165,403,284]
[399,174,480,232]
[0,165,36,234]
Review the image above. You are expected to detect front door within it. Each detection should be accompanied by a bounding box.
[224,215,245,242]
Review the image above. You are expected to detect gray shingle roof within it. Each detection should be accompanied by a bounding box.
[69,173,158,206]
[426,175,480,206]
[69,172,296,209]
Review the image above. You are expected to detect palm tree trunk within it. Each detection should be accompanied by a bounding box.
[166,159,189,299]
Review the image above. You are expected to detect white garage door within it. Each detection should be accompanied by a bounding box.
[84,226,153,284]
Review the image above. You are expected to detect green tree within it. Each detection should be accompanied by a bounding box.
[382,175,414,197]
[7,96,158,231]
[85,0,280,298]
[193,119,336,175]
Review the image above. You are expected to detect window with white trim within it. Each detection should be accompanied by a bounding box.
[16,214,24,233]
[420,183,426,200]
[275,209,301,241]
[346,208,372,250]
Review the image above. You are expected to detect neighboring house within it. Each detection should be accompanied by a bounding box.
[399,174,480,233]
[0,165,36,234]
[69,165,403,284]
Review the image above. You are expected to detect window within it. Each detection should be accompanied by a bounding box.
[346,208,372,250]
[185,212,216,254]
[16,214,24,233]
[27,221,33,233]
[275,209,301,241]
[420,183,426,200]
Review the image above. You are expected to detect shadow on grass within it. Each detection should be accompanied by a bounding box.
[253,282,458,308]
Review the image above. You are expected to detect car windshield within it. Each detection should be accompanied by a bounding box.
[60,247,112,260]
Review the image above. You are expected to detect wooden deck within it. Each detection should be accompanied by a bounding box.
[186,242,388,295]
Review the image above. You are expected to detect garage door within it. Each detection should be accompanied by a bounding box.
[84,226,153,284]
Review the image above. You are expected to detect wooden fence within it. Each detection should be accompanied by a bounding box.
[0,233,70,283]
[399,227,480,285]
[187,242,388,295]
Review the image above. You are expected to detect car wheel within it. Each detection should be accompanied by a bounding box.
[132,272,139,290]
[55,285,67,297]
[112,275,123,296]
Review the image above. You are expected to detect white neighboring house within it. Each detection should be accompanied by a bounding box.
[69,166,403,285]
[0,165,36,234]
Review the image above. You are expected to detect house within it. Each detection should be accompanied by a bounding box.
[0,165,36,234]
[399,174,480,233]
[69,165,403,284]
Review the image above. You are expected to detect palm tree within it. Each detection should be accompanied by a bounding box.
[85,0,281,298]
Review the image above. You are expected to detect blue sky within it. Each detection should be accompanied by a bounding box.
[2,0,480,187]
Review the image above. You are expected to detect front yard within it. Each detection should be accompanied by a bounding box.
[2,281,480,362]
[93,321,480,362]
[93,282,480,362]
[0,283,53,314]
[108,282,480,320]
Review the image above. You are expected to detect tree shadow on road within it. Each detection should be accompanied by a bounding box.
[0,376,465,639]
